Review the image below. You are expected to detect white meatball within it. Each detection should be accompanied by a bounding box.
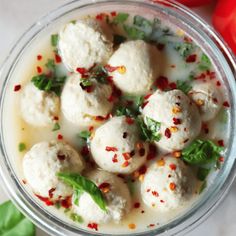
[61,74,113,126]
[188,82,222,121]
[141,156,195,212]
[72,170,131,223]
[108,40,160,95]
[20,82,60,126]
[23,141,84,200]
[142,89,201,151]
[90,116,148,174]
[58,19,113,71]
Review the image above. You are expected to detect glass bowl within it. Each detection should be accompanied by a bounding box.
[0,0,236,235]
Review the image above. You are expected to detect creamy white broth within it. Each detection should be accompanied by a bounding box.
[3,11,230,234]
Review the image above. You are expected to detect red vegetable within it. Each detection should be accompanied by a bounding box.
[175,0,213,7]
[213,0,236,54]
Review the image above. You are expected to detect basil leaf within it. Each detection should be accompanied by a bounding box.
[112,13,129,24]
[51,34,59,47]
[182,139,224,165]
[176,80,192,94]
[198,53,211,71]
[18,143,26,152]
[197,167,210,181]
[57,173,107,211]
[137,117,161,142]
[79,130,91,140]
[52,123,60,132]
[113,34,127,45]
[0,201,35,236]
[115,106,134,117]
[123,24,145,40]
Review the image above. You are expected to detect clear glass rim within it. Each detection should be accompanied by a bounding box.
[0,0,236,236]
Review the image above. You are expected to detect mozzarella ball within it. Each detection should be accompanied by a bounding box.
[72,170,131,223]
[90,116,148,174]
[141,156,195,212]
[142,89,201,151]
[61,74,113,126]
[188,82,222,121]
[23,141,84,200]
[58,19,113,71]
[20,82,60,127]
[108,40,160,95]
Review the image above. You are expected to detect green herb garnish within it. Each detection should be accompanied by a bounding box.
[197,167,210,181]
[70,20,77,24]
[18,142,26,152]
[115,106,134,117]
[112,13,129,24]
[137,117,161,142]
[80,78,93,87]
[176,80,192,94]
[198,53,211,71]
[182,139,223,165]
[123,24,145,40]
[79,130,91,140]
[174,42,194,58]
[52,123,60,132]
[45,59,56,72]
[70,213,83,223]
[57,172,107,211]
[0,200,35,236]
[51,34,59,47]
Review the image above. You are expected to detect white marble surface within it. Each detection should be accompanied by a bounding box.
[0,0,236,235]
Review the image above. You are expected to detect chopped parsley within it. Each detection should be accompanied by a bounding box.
[123,24,145,40]
[198,53,211,71]
[18,142,26,152]
[70,213,83,223]
[80,78,93,87]
[176,80,192,94]
[78,130,91,140]
[174,42,194,58]
[45,59,56,72]
[197,167,210,181]
[112,12,129,24]
[52,123,60,132]
[51,34,59,47]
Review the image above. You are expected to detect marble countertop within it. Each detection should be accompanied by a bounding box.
[0,0,235,235]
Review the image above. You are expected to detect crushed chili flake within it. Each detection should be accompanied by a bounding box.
[94,113,111,121]
[110,11,117,17]
[218,140,224,147]
[209,71,216,79]
[169,182,176,191]
[35,194,54,206]
[186,54,197,63]
[202,123,209,134]
[216,81,221,86]
[37,66,42,74]
[53,116,59,121]
[139,165,147,175]
[173,151,181,158]
[88,223,98,231]
[57,153,66,161]
[142,101,149,108]
[122,161,130,168]
[173,117,181,125]
[81,146,90,156]
[37,54,42,60]
[164,128,171,138]
[156,43,165,51]
[61,196,72,209]
[98,182,111,193]
[219,156,224,162]
[155,76,169,91]
[152,191,159,197]
[89,126,94,132]
[48,188,56,198]
[146,189,151,192]
[96,13,105,20]
[169,82,177,89]
[76,67,88,74]
[57,134,63,140]
[14,84,21,92]
[169,164,177,170]
[122,152,131,160]
[213,98,218,103]
[112,154,118,163]
[123,132,128,139]
[125,117,134,125]
[223,101,230,107]
[104,64,118,72]
[55,54,62,63]
[144,93,152,100]
[106,146,118,152]
[134,202,140,208]
[128,223,136,230]
[147,144,157,160]
[160,200,165,203]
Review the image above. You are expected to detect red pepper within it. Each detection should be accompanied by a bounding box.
[175,0,213,7]
[213,0,236,54]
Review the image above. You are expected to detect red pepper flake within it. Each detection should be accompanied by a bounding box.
[209,71,216,79]
[219,156,224,162]
[104,64,118,72]
[48,188,56,198]
[169,82,177,89]
[122,152,131,160]
[195,73,206,80]
[155,76,169,91]
[218,140,224,147]
[216,81,221,86]
[142,101,149,109]
[202,123,209,134]
[81,146,90,156]
[107,94,115,102]
[55,54,62,63]
[134,202,140,208]
[169,182,176,191]
[152,191,159,197]
[76,67,88,74]
[144,93,152,100]
[106,146,118,152]
[169,164,177,170]
[122,161,130,168]
[35,194,54,206]
[57,153,66,161]
[37,54,42,60]
[223,101,230,107]
[37,66,42,74]
[22,179,27,184]
[89,126,94,132]
[156,43,165,51]
[186,54,197,63]
[147,144,157,160]
[87,223,98,231]
[125,117,134,125]
[123,132,128,138]
[110,11,117,17]
[173,117,181,125]
[14,84,21,92]
[160,200,165,203]
[184,36,192,43]
[164,128,171,139]
[139,165,147,175]
[98,182,110,190]
[147,189,151,193]
[112,154,118,163]
[53,116,59,121]
[96,13,104,20]
[213,98,218,103]
[139,148,146,157]
[57,134,63,140]
[61,196,72,209]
